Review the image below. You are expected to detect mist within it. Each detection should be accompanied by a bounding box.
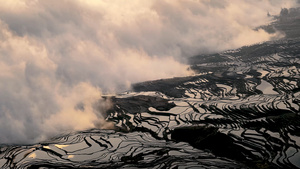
[0,0,298,144]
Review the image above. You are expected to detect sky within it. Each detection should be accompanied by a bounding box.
[0,0,298,144]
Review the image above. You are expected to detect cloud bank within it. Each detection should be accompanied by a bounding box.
[0,0,298,144]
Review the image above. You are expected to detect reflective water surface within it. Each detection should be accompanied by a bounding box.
[1,8,300,169]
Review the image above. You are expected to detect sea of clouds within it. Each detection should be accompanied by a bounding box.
[0,0,298,144]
